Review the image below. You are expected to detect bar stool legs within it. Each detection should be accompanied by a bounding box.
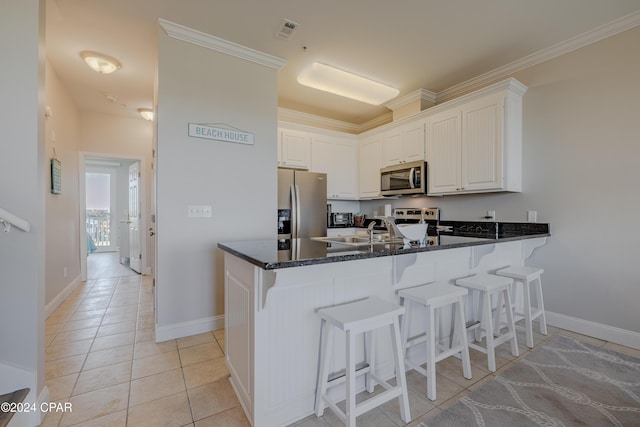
[496,266,547,348]
[398,283,472,401]
[456,274,519,373]
[315,297,411,426]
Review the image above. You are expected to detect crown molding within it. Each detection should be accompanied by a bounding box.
[278,107,394,134]
[159,19,286,70]
[385,88,437,110]
[438,10,640,101]
[278,108,362,133]
[357,112,394,133]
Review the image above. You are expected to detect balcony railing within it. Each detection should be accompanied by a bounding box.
[86,210,111,247]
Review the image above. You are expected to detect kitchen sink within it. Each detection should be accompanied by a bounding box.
[313,234,404,246]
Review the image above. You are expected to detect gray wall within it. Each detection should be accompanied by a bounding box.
[45,61,81,306]
[363,26,640,339]
[155,29,279,340]
[0,0,46,392]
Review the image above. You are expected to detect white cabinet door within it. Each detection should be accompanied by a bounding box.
[426,86,521,196]
[311,136,358,199]
[462,95,503,192]
[403,120,426,163]
[426,109,462,194]
[331,142,358,199]
[381,120,425,167]
[279,129,310,169]
[358,135,382,198]
[381,129,403,167]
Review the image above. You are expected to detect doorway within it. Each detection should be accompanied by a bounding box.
[86,167,116,252]
[79,153,148,281]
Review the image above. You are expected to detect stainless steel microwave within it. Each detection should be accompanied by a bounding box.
[380,161,427,196]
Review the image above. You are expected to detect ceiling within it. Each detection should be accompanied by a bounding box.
[45,0,640,126]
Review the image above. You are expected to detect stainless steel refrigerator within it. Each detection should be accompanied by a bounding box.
[278,169,327,238]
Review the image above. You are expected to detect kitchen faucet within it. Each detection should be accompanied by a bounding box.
[368,217,400,243]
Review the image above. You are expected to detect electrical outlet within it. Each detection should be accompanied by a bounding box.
[527,210,537,222]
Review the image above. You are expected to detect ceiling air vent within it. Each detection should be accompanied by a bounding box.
[275,19,299,40]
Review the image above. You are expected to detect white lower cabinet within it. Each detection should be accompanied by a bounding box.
[426,79,526,195]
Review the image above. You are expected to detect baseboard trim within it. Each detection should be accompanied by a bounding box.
[35,385,50,425]
[155,315,224,342]
[45,275,82,319]
[546,311,640,350]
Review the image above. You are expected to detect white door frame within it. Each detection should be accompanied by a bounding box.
[79,152,147,282]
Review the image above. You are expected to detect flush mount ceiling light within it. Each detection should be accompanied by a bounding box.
[80,51,121,74]
[297,62,399,105]
[137,108,154,121]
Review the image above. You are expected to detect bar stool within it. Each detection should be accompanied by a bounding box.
[398,282,472,401]
[315,297,411,427]
[455,274,519,372]
[496,266,547,348]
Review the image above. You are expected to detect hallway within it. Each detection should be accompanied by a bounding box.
[87,252,139,280]
[42,275,248,426]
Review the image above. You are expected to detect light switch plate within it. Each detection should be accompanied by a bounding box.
[527,210,537,222]
[188,205,212,218]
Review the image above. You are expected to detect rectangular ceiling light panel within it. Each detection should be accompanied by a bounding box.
[297,62,399,105]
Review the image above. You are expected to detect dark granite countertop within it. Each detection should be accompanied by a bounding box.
[218,222,550,270]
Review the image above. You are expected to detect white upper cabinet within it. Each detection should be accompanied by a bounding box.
[278,128,311,169]
[381,120,426,167]
[358,135,382,199]
[311,135,358,200]
[278,78,526,200]
[426,79,526,195]
[425,109,461,194]
[404,120,427,163]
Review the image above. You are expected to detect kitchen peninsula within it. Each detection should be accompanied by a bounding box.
[218,223,549,427]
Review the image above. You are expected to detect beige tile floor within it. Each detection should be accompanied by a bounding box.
[43,274,640,427]
[42,275,247,427]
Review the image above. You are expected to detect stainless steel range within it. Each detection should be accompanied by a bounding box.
[393,207,440,246]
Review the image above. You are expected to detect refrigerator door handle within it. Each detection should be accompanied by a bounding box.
[290,184,300,238]
[294,184,301,238]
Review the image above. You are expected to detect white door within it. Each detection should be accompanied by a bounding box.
[129,162,142,273]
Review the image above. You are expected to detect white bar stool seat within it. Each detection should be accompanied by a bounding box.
[315,297,411,427]
[398,282,472,401]
[455,274,519,372]
[496,266,547,348]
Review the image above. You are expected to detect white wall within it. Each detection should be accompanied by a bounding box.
[45,60,81,307]
[154,28,279,340]
[363,27,640,344]
[0,0,46,404]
